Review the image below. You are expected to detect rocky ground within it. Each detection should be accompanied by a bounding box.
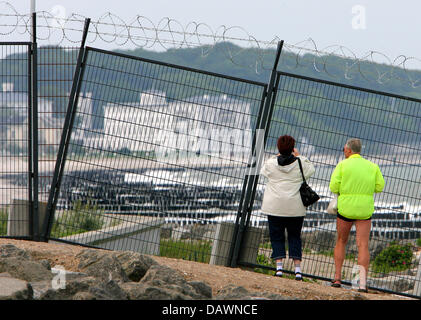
[0,238,415,300]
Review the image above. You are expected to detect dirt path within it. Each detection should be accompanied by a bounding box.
[0,238,414,300]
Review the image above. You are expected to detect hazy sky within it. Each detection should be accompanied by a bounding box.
[4,0,421,66]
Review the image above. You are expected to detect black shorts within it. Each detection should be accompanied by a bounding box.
[337,212,371,222]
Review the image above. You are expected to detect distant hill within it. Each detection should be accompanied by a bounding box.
[1,41,421,105]
[0,42,420,150]
[115,42,421,99]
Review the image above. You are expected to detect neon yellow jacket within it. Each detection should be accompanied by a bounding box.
[329,154,385,219]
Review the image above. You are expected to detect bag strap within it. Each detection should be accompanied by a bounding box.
[296,157,306,183]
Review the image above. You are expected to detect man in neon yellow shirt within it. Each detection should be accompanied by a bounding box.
[329,138,385,292]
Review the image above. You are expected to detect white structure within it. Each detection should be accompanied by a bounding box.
[102,91,252,161]
[2,82,14,92]
[72,92,104,151]
[162,94,252,160]
[103,90,172,152]
[75,92,94,136]
[0,82,53,114]
[0,82,60,155]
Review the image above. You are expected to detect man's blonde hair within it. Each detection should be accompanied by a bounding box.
[346,138,362,153]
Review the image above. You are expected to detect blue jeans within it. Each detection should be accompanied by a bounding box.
[267,215,304,261]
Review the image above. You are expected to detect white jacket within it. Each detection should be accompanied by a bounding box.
[260,155,315,217]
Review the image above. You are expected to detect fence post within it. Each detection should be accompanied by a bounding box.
[41,18,91,241]
[30,12,39,241]
[414,255,421,297]
[228,41,284,267]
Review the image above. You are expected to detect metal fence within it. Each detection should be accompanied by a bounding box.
[37,46,79,205]
[1,34,420,298]
[0,43,80,240]
[0,42,35,240]
[44,46,267,265]
[240,71,421,297]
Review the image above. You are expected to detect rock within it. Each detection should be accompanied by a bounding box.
[72,291,96,300]
[38,276,97,300]
[76,249,160,283]
[51,267,89,281]
[0,244,30,259]
[32,268,90,299]
[120,282,193,300]
[215,285,252,299]
[76,249,128,282]
[215,284,295,300]
[0,244,212,300]
[35,276,129,300]
[114,251,158,282]
[31,280,53,299]
[373,276,414,292]
[87,280,128,300]
[120,282,148,299]
[125,264,213,299]
[350,292,369,300]
[39,260,51,270]
[140,264,187,287]
[0,257,53,282]
[188,281,213,299]
[0,244,52,282]
[0,273,33,300]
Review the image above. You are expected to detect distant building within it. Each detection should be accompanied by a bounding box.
[0,82,53,114]
[0,82,60,155]
[102,91,252,160]
[159,94,252,159]
[5,115,62,155]
[103,90,172,153]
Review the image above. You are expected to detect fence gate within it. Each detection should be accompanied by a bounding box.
[41,43,421,299]
[241,71,421,298]
[0,42,38,240]
[44,46,267,264]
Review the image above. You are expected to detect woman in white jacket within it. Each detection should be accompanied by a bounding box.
[260,135,315,280]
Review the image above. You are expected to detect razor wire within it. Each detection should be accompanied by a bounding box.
[1,1,421,87]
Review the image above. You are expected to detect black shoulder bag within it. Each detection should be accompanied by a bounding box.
[297,157,320,207]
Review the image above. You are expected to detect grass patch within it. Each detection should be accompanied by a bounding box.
[318,249,356,260]
[0,209,7,236]
[372,242,414,273]
[50,200,105,238]
[253,254,276,275]
[160,239,212,263]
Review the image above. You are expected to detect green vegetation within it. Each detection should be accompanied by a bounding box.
[416,238,421,247]
[315,249,356,261]
[1,43,420,108]
[159,239,212,263]
[0,209,8,236]
[254,254,276,275]
[50,200,105,238]
[252,253,317,283]
[1,42,420,156]
[372,242,413,273]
